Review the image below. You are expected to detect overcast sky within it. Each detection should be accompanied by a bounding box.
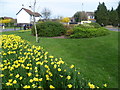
[0,0,119,19]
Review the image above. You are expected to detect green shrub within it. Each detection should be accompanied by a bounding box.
[31,21,66,37]
[81,23,94,28]
[63,24,76,31]
[70,26,109,38]
[77,23,101,28]
[76,24,90,28]
[65,29,74,36]
[88,23,101,28]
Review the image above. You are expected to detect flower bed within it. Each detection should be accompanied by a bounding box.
[0,35,106,89]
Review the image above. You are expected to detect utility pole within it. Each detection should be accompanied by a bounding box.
[33,0,39,43]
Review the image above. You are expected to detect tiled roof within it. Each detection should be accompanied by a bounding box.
[23,8,33,15]
[33,12,41,17]
[3,17,13,19]
[86,12,94,16]
[16,8,41,17]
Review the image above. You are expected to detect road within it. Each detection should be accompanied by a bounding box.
[0,27,119,32]
[105,27,120,31]
[0,28,23,32]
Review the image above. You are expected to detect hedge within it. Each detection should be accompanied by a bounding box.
[31,21,66,37]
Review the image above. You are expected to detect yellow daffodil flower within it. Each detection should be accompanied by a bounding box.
[88,82,95,89]
[33,77,39,81]
[38,86,42,88]
[0,74,4,77]
[6,82,12,86]
[67,84,72,88]
[49,56,54,58]
[13,80,17,84]
[29,79,33,83]
[8,79,13,83]
[39,78,43,81]
[103,84,107,87]
[19,77,23,80]
[32,84,36,88]
[15,74,20,78]
[27,72,32,77]
[23,85,30,88]
[67,76,71,80]
[78,72,80,74]
[70,65,74,68]
[58,68,61,71]
[49,85,55,89]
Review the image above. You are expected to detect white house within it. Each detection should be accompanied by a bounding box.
[86,12,94,19]
[86,12,96,22]
[70,11,96,23]
[16,8,41,24]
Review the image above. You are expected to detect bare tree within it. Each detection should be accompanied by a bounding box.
[30,0,38,43]
[73,11,88,22]
[41,8,51,20]
[33,0,39,43]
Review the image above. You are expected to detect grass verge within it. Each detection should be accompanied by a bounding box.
[1,29,118,88]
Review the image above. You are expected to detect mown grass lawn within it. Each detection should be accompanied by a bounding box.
[2,30,118,88]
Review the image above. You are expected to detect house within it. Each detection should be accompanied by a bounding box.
[80,12,96,24]
[2,17,13,20]
[70,17,76,22]
[86,12,96,22]
[86,12,94,19]
[16,8,41,24]
[0,17,17,28]
[70,11,96,23]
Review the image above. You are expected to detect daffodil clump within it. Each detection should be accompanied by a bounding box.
[0,35,107,89]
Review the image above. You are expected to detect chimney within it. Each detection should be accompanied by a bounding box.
[22,4,24,8]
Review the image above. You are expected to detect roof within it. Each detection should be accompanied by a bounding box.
[2,17,13,19]
[34,12,41,17]
[16,8,41,17]
[86,12,94,16]
[88,18,96,21]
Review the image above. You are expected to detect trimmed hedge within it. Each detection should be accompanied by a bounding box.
[31,21,66,37]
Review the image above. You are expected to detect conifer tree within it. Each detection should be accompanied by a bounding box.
[108,7,118,26]
[95,2,109,26]
[116,2,120,25]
